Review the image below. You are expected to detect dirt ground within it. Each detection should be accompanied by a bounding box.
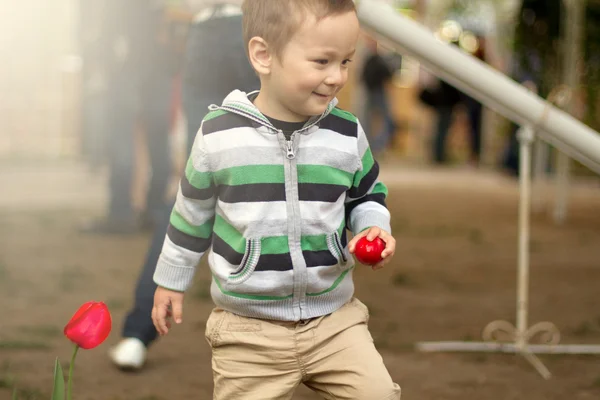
[1,161,600,400]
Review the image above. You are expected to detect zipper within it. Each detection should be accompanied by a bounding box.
[286,140,295,159]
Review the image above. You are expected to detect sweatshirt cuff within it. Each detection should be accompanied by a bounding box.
[351,212,392,236]
[153,259,196,292]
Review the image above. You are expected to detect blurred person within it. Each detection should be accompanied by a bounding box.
[80,0,179,234]
[459,35,486,167]
[109,0,258,370]
[418,68,462,164]
[150,1,400,398]
[360,37,397,156]
[501,0,562,176]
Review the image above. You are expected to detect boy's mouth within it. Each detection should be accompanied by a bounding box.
[312,92,330,98]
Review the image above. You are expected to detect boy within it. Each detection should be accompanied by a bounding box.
[152,1,401,398]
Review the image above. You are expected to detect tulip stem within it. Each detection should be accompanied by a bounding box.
[67,344,79,400]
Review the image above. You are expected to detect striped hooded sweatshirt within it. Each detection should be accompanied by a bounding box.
[153,90,391,321]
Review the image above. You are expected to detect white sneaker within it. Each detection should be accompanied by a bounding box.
[109,338,147,370]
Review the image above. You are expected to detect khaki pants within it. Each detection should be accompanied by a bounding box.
[205,298,401,400]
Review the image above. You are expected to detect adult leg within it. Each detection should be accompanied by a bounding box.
[432,106,453,164]
[467,100,483,164]
[121,204,172,346]
[141,69,173,225]
[82,67,140,234]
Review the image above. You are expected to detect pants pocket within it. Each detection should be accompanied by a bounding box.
[204,308,228,348]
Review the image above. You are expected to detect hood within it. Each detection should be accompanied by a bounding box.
[209,90,339,132]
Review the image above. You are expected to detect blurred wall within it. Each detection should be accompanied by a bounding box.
[0,0,80,159]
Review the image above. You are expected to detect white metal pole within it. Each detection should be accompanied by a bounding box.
[553,0,585,224]
[532,139,549,212]
[516,126,534,350]
[553,154,570,224]
[356,0,600,173]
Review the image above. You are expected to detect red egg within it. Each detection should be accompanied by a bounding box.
[354,237,386,265]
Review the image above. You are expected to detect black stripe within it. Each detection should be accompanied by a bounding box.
[167,224,212,253]
[340,229,348,248]
[345,193,387,229]
[218,183,286,203]
[298,183,347,202]
[202,112,255,135]
[304,250,339,268]
[318,113,358,138]
[348,161,379,199]
[181,175,215,200]
[212,234,244,265]
[255,253,293,272]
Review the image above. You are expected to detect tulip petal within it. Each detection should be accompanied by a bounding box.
[64,302,112,349]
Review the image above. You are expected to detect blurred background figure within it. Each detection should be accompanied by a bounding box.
[459,35,486,167]
[360,37,397,157]
[79,0,182,234]
[109,0,258,371]
[501,0,561,176]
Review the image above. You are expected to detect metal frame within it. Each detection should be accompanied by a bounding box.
[356,0,600,379]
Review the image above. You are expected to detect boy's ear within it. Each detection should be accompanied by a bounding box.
[248,36,272,75]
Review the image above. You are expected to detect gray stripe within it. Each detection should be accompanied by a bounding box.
[296,147,358,174]
[211,146,283,170]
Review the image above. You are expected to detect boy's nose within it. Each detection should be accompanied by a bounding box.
[325,67,345,86]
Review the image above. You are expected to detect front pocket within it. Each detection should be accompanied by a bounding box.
[228,238,261,285]
[327,231,348,265]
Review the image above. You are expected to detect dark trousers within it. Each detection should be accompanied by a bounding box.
[105,66,173,221]
[121,14,259,345]
[432,106,454,163]
[363,88,395,154]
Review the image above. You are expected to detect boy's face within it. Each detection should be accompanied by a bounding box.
[265,11,360,122]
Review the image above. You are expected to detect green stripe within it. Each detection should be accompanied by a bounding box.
[170,210,213,239]
[213,274,293,300]
[371,182,388,197]
[301,234,329,252]
[214,215,347,255]
[337,218,345,237]
[307,266,354,296]
[203,109,228,121]
[213,165,285,186]
[298,165,353,187]
[185,158,213,190]
[353,148,375,188]
[213,215,246,253]
[330,107,358,123]
[262,236,289,254]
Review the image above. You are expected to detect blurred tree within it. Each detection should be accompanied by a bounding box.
[583,1,600,128]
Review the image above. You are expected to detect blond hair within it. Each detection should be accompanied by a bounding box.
[242,0,356,57]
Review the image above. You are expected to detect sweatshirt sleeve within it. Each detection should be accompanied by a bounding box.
[153,125,216,292]
[345,121,391,235]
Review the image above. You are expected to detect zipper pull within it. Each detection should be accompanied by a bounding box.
[286,140,295,159]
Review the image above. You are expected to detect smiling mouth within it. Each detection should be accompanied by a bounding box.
[313,92,331,98]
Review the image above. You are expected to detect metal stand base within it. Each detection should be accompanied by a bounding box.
[416,319,600,380]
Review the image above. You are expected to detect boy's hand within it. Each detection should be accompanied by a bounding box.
[348,227,396,271]
[152,286,185,336]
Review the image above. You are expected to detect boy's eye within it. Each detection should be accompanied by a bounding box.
[342,59,353,66]
[314,59,329,65]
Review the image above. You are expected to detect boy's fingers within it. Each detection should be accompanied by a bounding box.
[153,302,170,335]
[371,260,385,271]
[366,227,381,241]
[171,299,184,324]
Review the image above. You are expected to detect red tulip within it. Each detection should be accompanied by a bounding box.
[354,236,386,265]
[63,301,112,349]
